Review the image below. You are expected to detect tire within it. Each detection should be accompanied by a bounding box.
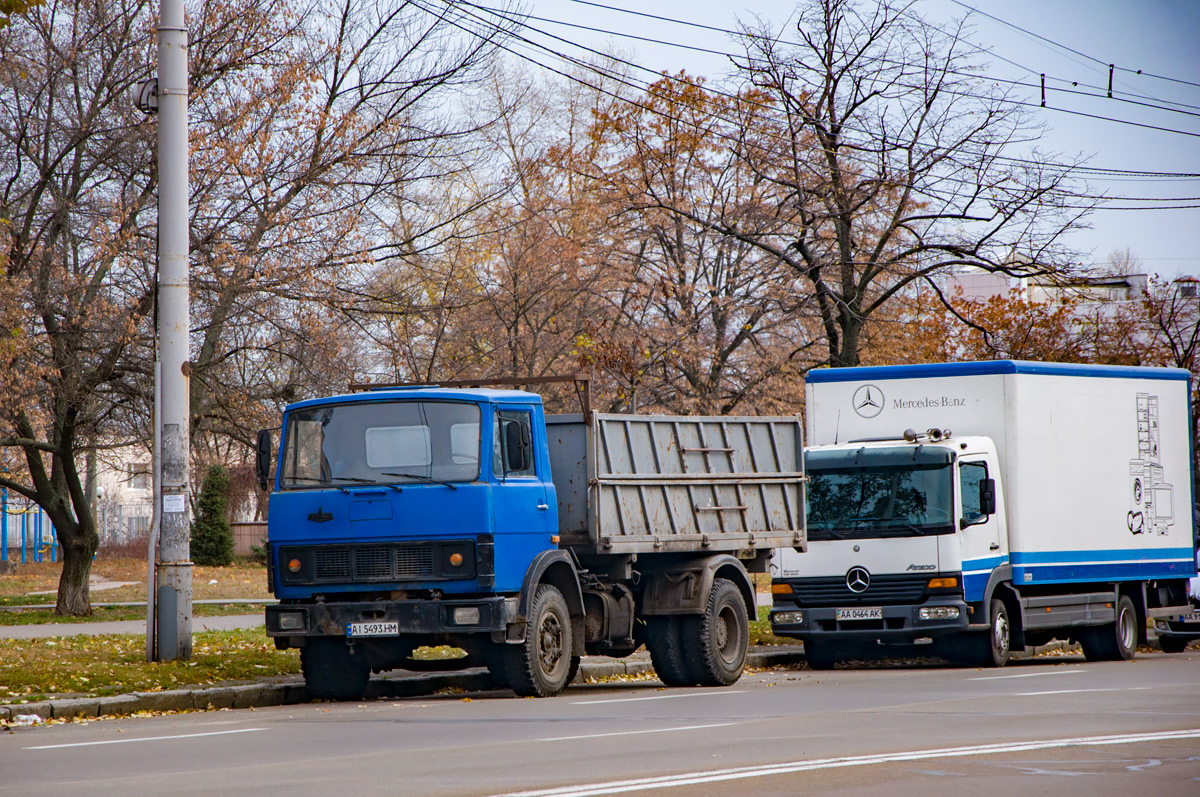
[1160,635,1189,654]
[1081,595,1137,662]
[645,616,697,686]
[681,578,749,686]
[566,655,582,685]
[804,639,839,670]
[301,637,370,701]
[504,584,574,697]
[981,599,1011,668]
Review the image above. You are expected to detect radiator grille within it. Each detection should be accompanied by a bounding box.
[788,573,931,606]
[396,545,434,578]
[314,549,351,581]
[286,541,475,585]
[354,547,392,579]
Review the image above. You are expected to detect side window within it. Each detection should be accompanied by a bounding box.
[959,461,988,526]
[493,410,535,479]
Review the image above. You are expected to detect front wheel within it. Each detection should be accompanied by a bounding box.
[301,637,370,701]
[1160,635,1189,654]
[681,578,749,686]
[1081,595,1137,662]
[504,584,574,697]
[804,639,840,670]
[982,598,1012,667]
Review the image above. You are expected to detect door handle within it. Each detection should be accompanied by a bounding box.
[537,503,550,511]
[989,543,1000,550]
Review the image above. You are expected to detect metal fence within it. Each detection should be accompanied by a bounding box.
[1,492,57,564]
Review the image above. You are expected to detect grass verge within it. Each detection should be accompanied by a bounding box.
[0,629,299,705]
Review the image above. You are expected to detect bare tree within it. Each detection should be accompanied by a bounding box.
[0,0,160,613]
[714,0,1092,367]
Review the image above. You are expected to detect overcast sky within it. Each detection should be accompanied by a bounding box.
[510,0,1200,279]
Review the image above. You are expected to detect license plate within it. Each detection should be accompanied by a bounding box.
[1177,612,1200,623]
[347,621,399,638]
[836,607,883,621]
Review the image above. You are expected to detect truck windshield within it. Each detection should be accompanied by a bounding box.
[806,456,954,540]
[280,401,481,489]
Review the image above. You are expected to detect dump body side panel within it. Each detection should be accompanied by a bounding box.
[548,413,806,556]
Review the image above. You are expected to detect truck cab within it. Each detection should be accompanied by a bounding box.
[266,387,554,603]
[772,431,1007,666]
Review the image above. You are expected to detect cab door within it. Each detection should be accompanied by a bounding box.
[491,407,554,588]
[958,457,1005,603]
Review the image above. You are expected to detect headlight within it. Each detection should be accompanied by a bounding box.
[919,606,960,620]
[452,606,481,625]
[277,611,306,631]
[773,611,804,625]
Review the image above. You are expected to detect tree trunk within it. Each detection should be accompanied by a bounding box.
[55,526,95,616]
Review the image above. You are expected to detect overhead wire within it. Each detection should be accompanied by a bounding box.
[433,0,1200,210]
[559,1,1200,142]
[453,1,1200,210]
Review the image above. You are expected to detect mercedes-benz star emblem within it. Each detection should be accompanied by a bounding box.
[846,566,871,593]
[852,384,884,418]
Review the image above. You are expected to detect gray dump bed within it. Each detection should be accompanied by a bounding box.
[546,413,806,555]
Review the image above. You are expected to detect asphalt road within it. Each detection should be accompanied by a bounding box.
[4,650,1199,796]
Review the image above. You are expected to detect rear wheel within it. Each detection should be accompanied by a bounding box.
[1081,595,1137,662]
[681,578,749,686]
[504,584,574,697]
[645,616,696,686]
[301,637,370,701]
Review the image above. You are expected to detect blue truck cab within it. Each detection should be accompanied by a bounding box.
[267,386,554,601]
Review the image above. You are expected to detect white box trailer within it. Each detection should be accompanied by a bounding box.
[772,360,1196,669]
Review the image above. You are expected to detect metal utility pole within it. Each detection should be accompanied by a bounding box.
[154,0,192,661]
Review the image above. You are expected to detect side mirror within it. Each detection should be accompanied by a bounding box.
[980,478,996,516]
[505,421,527,472]
[256,429,272,492]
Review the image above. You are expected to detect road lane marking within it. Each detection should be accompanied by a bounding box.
[968,669,1086,681]
[572,690,746,705]
[1016,687,1152,696]
[492,728,1200,796]
[964,667,1089,681]
[24,727,267,750]
[540,723,739,742]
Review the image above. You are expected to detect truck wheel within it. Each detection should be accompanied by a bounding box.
[301,638,370,701]
[682,578,749,686]
[504,584,574,697]
[1160,636,1188,654]
[645,616,696,687]
[804,639,839,670]
[980,599,1012,667]
[1081,595,1137,662]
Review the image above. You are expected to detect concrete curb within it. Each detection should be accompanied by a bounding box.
[0,647,807,723]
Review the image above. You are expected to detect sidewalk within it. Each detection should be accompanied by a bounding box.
[0,613,265,639]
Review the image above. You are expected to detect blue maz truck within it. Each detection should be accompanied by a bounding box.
[256,376,806,698]
[771,361,1197,668]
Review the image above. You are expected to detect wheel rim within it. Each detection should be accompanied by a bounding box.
[993,610,1010,659]
[1118,606,1135,651]
[715,604,735,663]
[539,611,564,672]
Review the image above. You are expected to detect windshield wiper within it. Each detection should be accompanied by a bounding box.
[284,476,348,493]
[381,472,457,490]
[331,477,402,492]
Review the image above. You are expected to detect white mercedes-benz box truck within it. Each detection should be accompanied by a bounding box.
[771,360,1196,668]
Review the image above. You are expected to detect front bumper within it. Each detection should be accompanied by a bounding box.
[770,598,970,642]
[266,596,519,643]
